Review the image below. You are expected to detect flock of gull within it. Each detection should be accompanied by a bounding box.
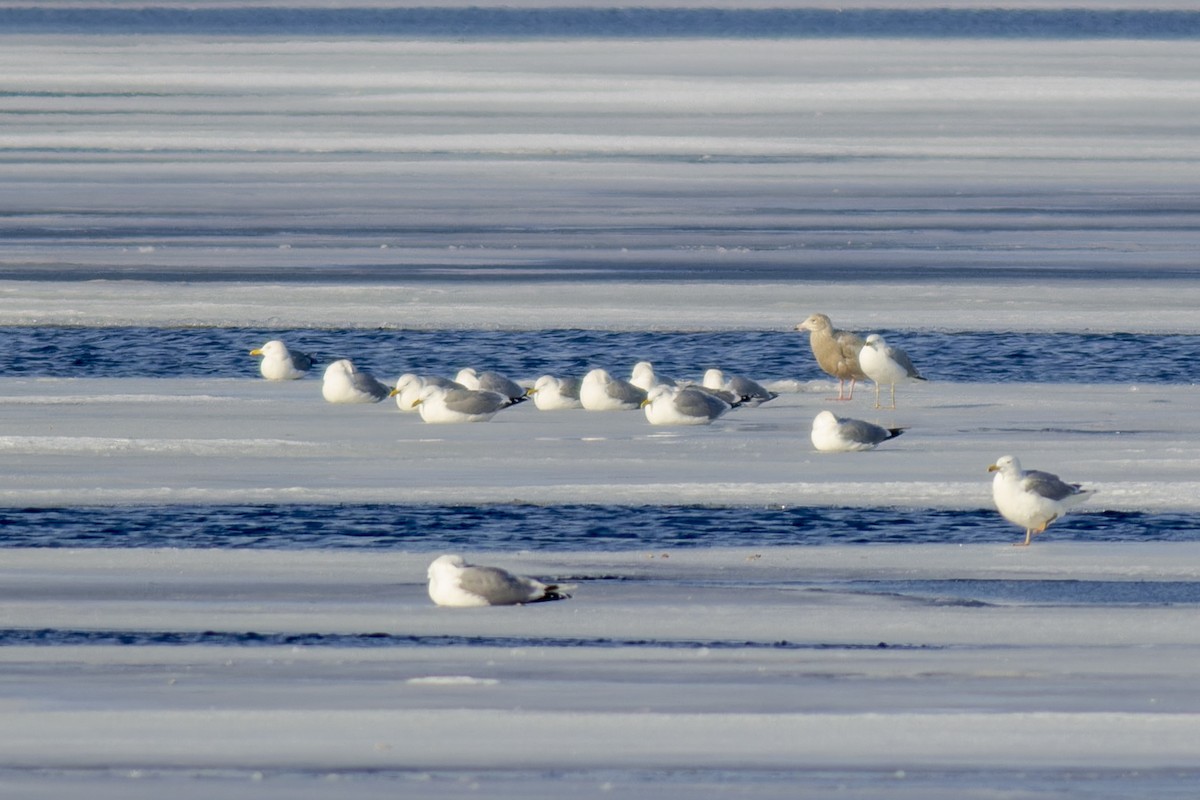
[251,311,1093,603]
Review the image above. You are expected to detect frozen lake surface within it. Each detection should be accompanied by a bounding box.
[3,3,1200,798]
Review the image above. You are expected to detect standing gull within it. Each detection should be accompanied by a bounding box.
[321,359,390,404]
[249,339,313,381]
[810,410,905,452]
[427,554,572,607]
[642,385,732,426]
[580,368,648,411]
[795,313,867,401]
[529,375,583,410]
[988,455,1093,546]
[858,333,927,409]
[412,384,523,423]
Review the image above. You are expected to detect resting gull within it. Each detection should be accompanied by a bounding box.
[412,384,523,423]
[702,368,778,407]
[810,410,905,452]
[390,373,464,412]
[988,455,1093,546]
[454,368,527,402]
[427,554,572,607]
[858,334,927,409]
[250,339,313,381]
[321,359,390,404]
[580,368,648,411]
[642,385,732,426]
[795,313,867,401]
[529,375,583,410]
[630,361,676,391]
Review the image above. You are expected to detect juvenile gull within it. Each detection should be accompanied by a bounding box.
[795,313,867,401]
[321,359,390,404]
[988,455,1093,546]
[390,373,463,412]
[580,368,648,411]
[642,385,732,426]
[249,339,313,381]
[858,333,927,410]
[702,368,778,407]
[810,410,905,452]
[529,375,583,410]
[412,384,523,423]
[427,554,572,607]
[454,368,527,402]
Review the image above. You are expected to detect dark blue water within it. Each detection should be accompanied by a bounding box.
[3,7,1198,40]
[3,327,1197,384]
[1,505,1195,550]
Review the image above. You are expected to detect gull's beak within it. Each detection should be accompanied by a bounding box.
[388,388,400,397]
[411,399,423,408]
[987,464,999,473]
[249,348,263,356]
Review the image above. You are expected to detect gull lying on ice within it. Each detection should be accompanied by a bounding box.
[249,339,314,381]
[795,313,867,401]
[702,368,778,407]
[988,455,1093,546]
[321,359,390,404]
[454,368,527,402]
[580,368,648,411]
[427,554,572,607]
[528,375,583,410]
[858,333,927,409]
[412,384,524,423]
[642,385,732,426]
[630,361,677,391]
[810,410,905,452]
[390,373,464,412]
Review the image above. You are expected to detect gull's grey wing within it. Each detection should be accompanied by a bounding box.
[478,371,526,399]
[456,565,545,605]
[885,344,924,380]
[557,377,582,399]
[607,379,648,405]
[727,375,777,403]
[839,418,904,445]
[352,371,390,400]
[1023,470,1085,501]
[442,389,510,415]
[675,388,730,419]
[292,350,315,371]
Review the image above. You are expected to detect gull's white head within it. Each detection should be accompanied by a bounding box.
[641,384,673,406]
[427,554,466,580]
[251,339,289,358]
[702,368,725,389]
[812,410,838,430]
[988,455,1021,475]
[323,359,356,379]
[865,334,885,347]
[583,368,612,385]
[533,375,557,393]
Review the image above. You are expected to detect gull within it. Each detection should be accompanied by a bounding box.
[321,359,390,404]
[427,554,572,607]
[249,339,314,381]
[988,455,1093,546]
[454,368,527,402]
[580,368,648,411]
[528,375,583,410]
[630,361,676,391]
[795,313,867,401]
[642,385,732,426]
[858,334,927,409]
[702,368,778,407]
[412,384,524,423]
[810,410,905,452]
[390,373,464,412]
